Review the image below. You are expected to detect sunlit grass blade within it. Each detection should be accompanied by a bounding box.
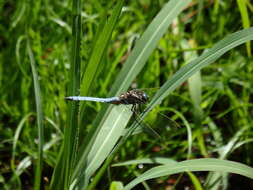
[76,107,133,190]
[109,181,124,190]
[27,37,44,190]
[82,106,132,177]
[113,157,177,166]
[124,158,253,190]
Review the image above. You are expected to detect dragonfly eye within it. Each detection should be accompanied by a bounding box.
[142,92,149,102]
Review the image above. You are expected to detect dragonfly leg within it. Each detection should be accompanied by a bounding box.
[137,104,142,113]
[130,104,162,140]
[131,104,136,112]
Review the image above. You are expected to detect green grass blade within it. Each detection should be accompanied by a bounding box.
[124,158,253,190]
[72,105,132,188]
[84,106,132,176]
[187,172,204,190]
[49,0,82,189]
[63,0,82,188]
[27,37,44,190]
[143,27,253,117]
[237,0,251,56]
[49,145,65,190]
[15,35,29,79]
[112,157,177,166]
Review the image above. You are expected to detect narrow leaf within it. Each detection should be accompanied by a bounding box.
[124,159,253,190]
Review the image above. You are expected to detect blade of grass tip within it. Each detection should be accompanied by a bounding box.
[16,35,30,80]
[27,37,44,190]
[183,39,203,123]
[142,27,253,120]
[10,0,26,29]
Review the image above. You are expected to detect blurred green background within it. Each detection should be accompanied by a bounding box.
[1,0,253,189]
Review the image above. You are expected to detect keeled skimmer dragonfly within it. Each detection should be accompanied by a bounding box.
[65,89,160,137]
[65,89,148,112]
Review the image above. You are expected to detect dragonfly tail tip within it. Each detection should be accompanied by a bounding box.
[65,97,72,101]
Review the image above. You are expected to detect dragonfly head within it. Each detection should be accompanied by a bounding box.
[124,89,149,104]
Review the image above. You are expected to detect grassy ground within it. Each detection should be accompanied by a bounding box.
[1,0,253,189]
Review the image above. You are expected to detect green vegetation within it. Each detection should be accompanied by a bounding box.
[1,0,253,189]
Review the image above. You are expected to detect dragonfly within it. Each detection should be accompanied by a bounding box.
[65,89,148,112]
[65,89,160,138]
